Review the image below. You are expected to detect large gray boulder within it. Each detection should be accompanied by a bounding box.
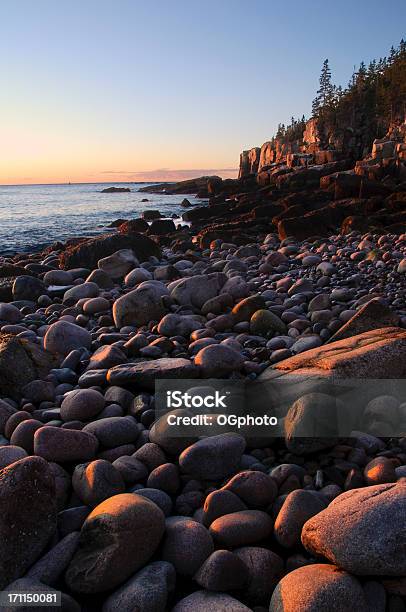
[301,482,406,575]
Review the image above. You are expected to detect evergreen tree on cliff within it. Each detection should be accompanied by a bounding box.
[312,59,335,117]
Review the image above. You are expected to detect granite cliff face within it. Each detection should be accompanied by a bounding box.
[239,117,406,179]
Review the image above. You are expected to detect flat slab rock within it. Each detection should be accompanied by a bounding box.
[258,326,406,381]
[107,358,198,389]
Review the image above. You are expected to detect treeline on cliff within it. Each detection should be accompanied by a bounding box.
[275,39,406,153]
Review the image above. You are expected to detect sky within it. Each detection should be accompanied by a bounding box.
[1,0,405,185]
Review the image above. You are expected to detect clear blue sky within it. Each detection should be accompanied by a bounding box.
[0,0,405,184]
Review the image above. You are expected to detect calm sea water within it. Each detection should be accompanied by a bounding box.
[0,182,207,255]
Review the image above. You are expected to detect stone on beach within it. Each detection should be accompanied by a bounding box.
[72,459,125,506]
[60,388,105,421]
[113,284,167,327]
[0,456,57,589]
[194,344,244,377]
[301,482,406,576]
[34,426,99,462]
[209,510,273,548]
[107,358,198,389]
[102,561,175,612]
[65,493,165,593]
[44,321,92,356]
[98,249,139,278]
[161,517,214,576]
[179,434,246,481]
[269,564,367,612]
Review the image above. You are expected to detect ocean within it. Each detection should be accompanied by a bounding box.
[0,182,207,255]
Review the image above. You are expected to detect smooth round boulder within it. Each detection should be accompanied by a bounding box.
[83,416,139,448]
[60,389,105,422]
[63,282,99,305]
[113,285,166,328]
[98,249,138,279]
[194,549,248,591]
[363,457,397,485]
[65,493,165,593]
[179,434,246,481]
[301,482,406,575]
[0,456,57,589]
[102,561,175,612]
[112,456,148,484]
[269,564,367,611]
[82,297,110,315]
[222,470,278,508]
[0,445,28,469]
[202,489,247,527]
[13,276,45,301]
[250,310,286,336]
[72,460,125,507]
[0,303,22,323]
[161,517,214,576]
[135,488,173,517]
[194,344,244,377]
[44,321,92,356]
[274,489,326,548]
[209,510,273,548]
[34,427,98,462]
[235,546,284,606]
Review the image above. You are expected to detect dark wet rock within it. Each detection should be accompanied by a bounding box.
[101,187,131,193]
[274,489,326,548]
[135,488,173,516]
[0,333,55,399]
[202,489,247,527]
[0,456,57,589]
[12,276,45,301]
[102,561,176,612]
[60,388,105,422]
[57,507,90,538]
[235,546,284,606]
[26,532,80,586]
[83,416,139,448]
[161,517,214,576]
[72,460,125,506]
[222,470,278,508]
[179,434,246,481]
[108,358,197,390]
[34,427,99,463]
[209,510,273,548]
[194,549,248,591]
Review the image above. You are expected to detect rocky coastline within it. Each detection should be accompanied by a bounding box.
[0,119,405,610]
